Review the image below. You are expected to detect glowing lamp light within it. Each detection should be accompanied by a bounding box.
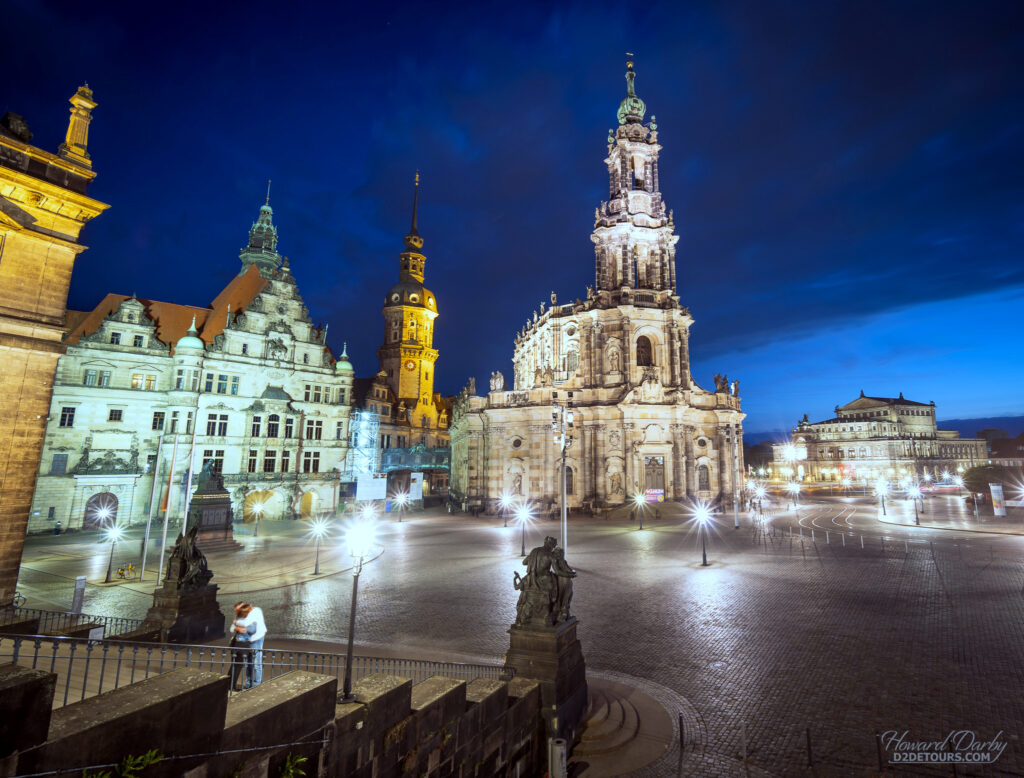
[908,486,922,500]
[346,519,375,560]
[692,503,712,525]
[923,473,933,482]
[94,505,114,524]
[874,479,889,496]
[360,502,377,521]
[754,485,766,500]
[309,518,330,539]
[515,503,533,555]
[841,477,852,488]
[786,482,801,495]
[940,470,951,482]
[498,492,512,510]
[104,524,124,543]
[782,444,797,461]
[633,493,646,508]
[393,492,409,508]
[952,476,964,488]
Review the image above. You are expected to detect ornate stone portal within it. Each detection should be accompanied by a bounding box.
[144,496,226,643]
[505,537,587,745]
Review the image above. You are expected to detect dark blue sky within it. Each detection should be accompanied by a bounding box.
[5,1,1023,435]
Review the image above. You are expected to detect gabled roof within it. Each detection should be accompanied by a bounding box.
[64,265,268,353]
[839,391,932,411]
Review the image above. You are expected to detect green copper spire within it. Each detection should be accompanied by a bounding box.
[239,186,282,277]
[403,172,424,252]
[616,58,647,125]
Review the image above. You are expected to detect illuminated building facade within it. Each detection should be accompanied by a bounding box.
[352,177,451,498]
[450,62,745,512]
[0,88,108,605]
[29,199,354,530]
[772,392,988,483]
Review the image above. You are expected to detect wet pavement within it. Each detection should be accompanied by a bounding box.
[16,498,1024,775]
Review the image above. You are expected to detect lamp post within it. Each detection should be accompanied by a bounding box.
[339,515,375,704]
[393,492,408,522]
[632,493,646,530]
[310,518,329,575]
[908,486,922,526]
[552,398,574,553]
[786,481,800,509]
[693,502,711,566]
[515,504,532,556]
[499,492,511,527]
[754,485,766,524]
[874,479,888,516]
[103,524,124,583]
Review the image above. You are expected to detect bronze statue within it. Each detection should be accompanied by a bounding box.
[165,525,213,590]
[512,536,577,627]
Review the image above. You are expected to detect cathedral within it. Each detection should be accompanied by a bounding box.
[449,62,745,512]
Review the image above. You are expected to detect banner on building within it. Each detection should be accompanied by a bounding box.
[989,483,1006,517]
[645,488,665,503]
[356,473,387,502]
[410,472,424,501]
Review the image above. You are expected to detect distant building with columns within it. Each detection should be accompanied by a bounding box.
[449,62,745,513]
[772,391,988,483]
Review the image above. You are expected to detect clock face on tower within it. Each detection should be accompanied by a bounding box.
[405,360,416,370]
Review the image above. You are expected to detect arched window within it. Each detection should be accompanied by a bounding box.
[636,336,653,367]
[697,464,710,491]
[267,414,280,438]
[566,467,575,495]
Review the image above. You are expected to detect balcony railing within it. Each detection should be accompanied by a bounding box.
[0,606,156,639]
[0,634,511,709]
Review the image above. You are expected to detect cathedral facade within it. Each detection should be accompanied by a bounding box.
[449,63,745,512]
[29,199,354,531]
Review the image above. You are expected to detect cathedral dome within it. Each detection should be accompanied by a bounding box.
[385,279,438,312]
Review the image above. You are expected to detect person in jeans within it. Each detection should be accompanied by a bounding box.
[235,602,267,687]
[229,602,253,690]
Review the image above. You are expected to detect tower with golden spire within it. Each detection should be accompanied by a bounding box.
[377,174,440,426]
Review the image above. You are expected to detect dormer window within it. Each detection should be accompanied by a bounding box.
[109,332,121,345]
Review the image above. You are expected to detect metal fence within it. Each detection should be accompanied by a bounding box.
[0,634,511,709]
[0,605,155,639]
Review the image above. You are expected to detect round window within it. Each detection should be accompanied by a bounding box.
[410,294,419,303]
[566,326,576,336]
[697,438,707,448]
[428,297,434,307]
[512,439,523,449]
[391,293,399,302]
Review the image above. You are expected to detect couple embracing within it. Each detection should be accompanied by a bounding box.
[229,601,267,689]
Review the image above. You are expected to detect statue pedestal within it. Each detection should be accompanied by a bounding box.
[505,617,588,744]
[145,582,225,644]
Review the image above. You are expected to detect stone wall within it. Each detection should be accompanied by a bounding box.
[0,662,546,777]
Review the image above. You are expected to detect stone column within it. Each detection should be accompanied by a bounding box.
[670,424,684,500]
[623,423,637,497]
[683,425,696,496]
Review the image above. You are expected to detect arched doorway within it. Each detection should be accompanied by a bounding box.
[243,490,276,522]
[83,492,118,530]
[300,491,319,518]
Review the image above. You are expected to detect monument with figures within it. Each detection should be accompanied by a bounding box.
[144,473,226,642]
[186,462,242,552]
[505,536,588,746]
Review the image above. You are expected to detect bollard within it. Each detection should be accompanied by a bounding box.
[799,527,803,538]
[860,535,864,549]
[826,531,830,544]
[841,533,845,547]
[811,529,815,542]
[789,526,792,538]
[801,541,805,560]
[904,541,908,553]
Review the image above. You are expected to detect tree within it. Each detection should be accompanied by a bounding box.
[963,464,1021,496]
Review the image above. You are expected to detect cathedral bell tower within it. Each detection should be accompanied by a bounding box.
[378,175,440,423]
[592,60,679,298]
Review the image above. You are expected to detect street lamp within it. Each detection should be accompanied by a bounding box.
[692,501,712,566]
[392,492,409,522]
[841,477,852,493]
[754,485,766,522]
[874,479,889,515]
[251,501,264,538]
[907,486,922,525]
[309,518,330,575]
[339,517,375,703]
[103,524,124,583]
[499,491,511,527]
[515,503,532,556]
[786,481,801,509]
[632,493,646,530]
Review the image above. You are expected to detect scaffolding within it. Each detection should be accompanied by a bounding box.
[342,410,380,482]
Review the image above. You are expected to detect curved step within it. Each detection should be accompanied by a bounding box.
[575,696,640,755]
[583,688,611,729]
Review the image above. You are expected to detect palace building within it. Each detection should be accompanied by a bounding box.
[772,392,988,483]
[449,62,745,512]
[352,177,451,500]
[0,88,109,605]
[28,197,354,531]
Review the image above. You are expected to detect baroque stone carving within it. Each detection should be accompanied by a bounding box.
[512,536,577,627]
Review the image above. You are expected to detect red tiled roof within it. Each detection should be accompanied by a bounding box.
[64,265,268,353]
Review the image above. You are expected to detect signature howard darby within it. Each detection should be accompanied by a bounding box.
[881,730,1008,764]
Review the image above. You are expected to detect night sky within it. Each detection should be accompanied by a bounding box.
[5,1,1023,437]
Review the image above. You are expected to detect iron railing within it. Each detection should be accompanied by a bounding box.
[0,634,511,709]
[0,606,156,639]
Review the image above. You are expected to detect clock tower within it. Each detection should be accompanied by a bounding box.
[377,175,440,427]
